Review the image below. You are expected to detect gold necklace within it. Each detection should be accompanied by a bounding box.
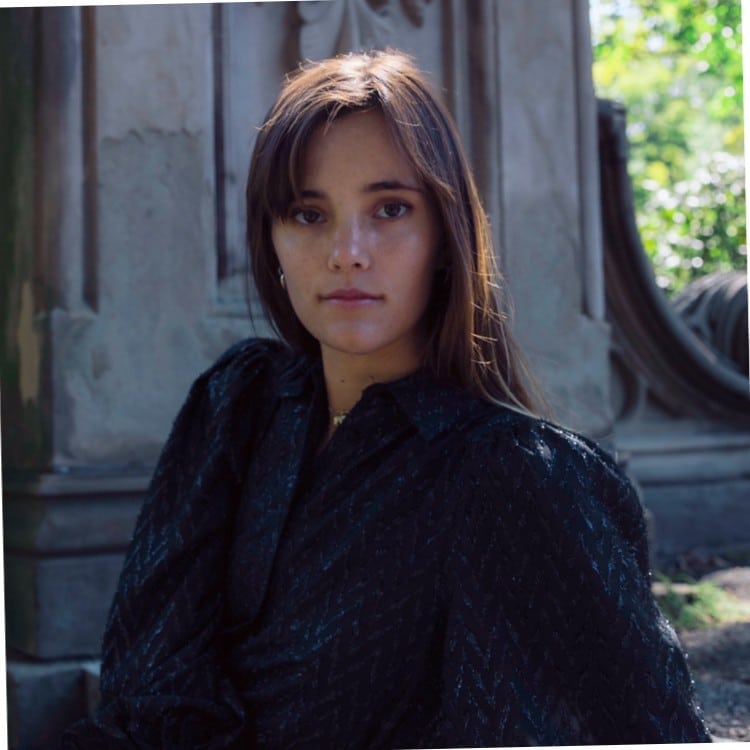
[331,409,349,428]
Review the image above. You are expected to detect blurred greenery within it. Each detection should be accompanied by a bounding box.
[591,0,746,295]
[653,573,750,630]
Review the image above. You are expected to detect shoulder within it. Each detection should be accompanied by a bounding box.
[457,403,620,477]
[469,407,629,489]
[202,336,296,387]
[454,405,648,572]
[166,338,303,470]
[193,337,301,414]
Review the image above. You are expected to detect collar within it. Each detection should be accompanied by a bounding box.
[276,350,487,442]
[363,369,486,441]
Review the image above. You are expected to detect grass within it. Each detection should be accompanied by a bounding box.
[653,574,750,631]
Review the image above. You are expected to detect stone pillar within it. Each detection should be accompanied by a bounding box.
[493,0,611,434]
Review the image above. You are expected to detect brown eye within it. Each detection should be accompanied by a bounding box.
[292,208,324,225]
[376,202,409,219]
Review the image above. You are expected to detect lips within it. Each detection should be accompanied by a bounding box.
[322,288,382,301]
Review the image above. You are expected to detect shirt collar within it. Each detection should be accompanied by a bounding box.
[369,370,485,441]
[277,351,485,442]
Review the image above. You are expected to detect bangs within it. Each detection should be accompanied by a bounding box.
[257,110,328,221]
[256,73,383,222]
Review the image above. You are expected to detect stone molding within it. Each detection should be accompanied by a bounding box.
[4,474,145,659]
[4,472,147,554]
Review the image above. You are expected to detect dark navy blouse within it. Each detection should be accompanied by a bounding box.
[63,338,710,748]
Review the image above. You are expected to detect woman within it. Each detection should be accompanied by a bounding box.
[63,49,710,747]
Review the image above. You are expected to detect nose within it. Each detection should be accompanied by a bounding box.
[328,219,371,271]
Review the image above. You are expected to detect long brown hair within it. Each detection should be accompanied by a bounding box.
[246,49,544,415]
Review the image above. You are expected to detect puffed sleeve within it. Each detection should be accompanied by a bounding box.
[61,339,285,749]
[439,415,711,746]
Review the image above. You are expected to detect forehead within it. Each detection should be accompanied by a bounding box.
[301,109,418,185]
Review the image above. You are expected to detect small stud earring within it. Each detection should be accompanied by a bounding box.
[279,269,286,290]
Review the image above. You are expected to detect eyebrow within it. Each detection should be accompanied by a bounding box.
[300,180,424,199]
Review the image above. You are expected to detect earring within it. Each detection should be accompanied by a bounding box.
[278,268,286,290]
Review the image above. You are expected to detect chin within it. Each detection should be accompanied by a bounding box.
[314,326,386,354]
[318,330,398,357]
[325,339,383,357]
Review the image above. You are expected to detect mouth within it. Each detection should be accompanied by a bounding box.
[321,288,382,302]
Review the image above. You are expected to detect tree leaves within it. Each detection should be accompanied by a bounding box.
[592,0,745,295]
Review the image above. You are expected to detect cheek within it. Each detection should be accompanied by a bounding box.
[273,230,307,283]
[271,225,290,266]
[283,259,316,299]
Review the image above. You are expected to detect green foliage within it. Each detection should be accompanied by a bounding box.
[653,574,750,630]
[592,0,746,295]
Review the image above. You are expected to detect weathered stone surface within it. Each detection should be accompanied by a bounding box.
[4,476,145,553]
[82,660,102,716]
[613,424,750,565]
[6,660,85,749]
[96,5,212,139]
[497,0,613,438]
[5,552,124,658]
[60,127,228,465]
[533,315,614,435]
[618,429,750,484]
[644,480,750,567]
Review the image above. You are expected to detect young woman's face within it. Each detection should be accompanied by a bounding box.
[272,109,441,371]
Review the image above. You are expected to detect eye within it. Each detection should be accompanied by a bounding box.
[375,202,410,219]
[291,207,324,225]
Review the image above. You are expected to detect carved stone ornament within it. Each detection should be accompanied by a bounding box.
[598,99,750,422]
[298,0,432,61]
[672,272,749,376]
[400,0,431,27]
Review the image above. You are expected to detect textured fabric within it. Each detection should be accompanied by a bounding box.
[62,338,710,748]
